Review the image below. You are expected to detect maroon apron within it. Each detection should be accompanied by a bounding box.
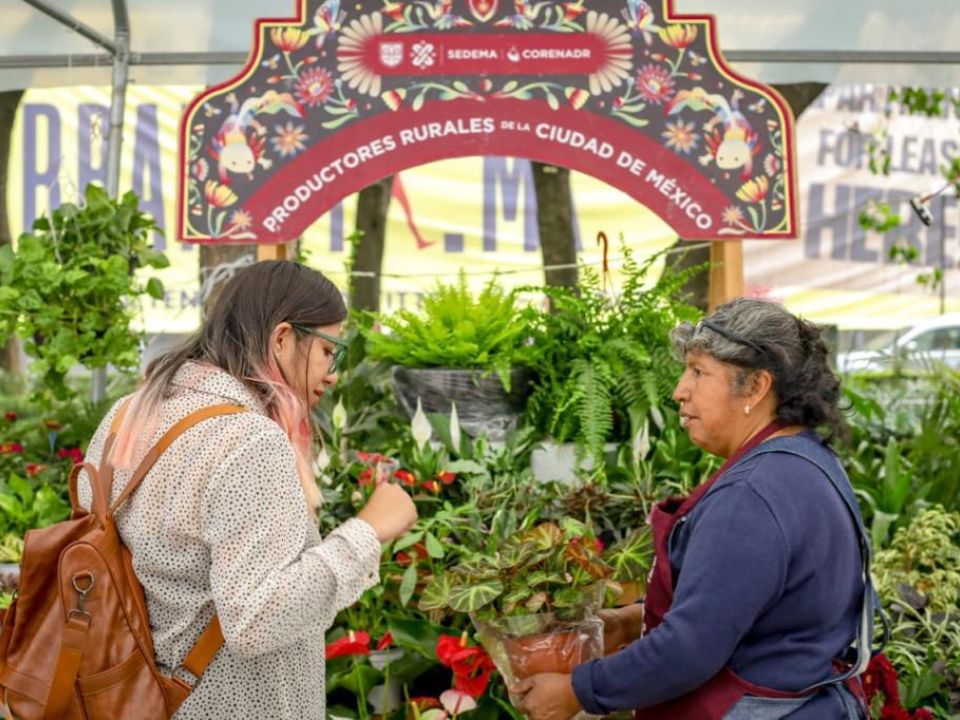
[635,422,847,720]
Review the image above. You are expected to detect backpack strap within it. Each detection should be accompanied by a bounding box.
[109,403,245,515]
[43,615,92,720]
[178,615,225,684]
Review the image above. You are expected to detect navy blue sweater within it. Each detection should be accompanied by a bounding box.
[572,432,863,718]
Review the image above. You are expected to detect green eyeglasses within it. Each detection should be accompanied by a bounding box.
[290,324,349,373]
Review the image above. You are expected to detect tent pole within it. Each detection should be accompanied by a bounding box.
[19,0,117,54]
[92,0,131,404]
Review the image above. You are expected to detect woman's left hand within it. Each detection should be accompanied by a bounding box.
[512,672,582,720]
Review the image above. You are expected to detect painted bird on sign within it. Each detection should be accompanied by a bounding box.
[309,0,345,49]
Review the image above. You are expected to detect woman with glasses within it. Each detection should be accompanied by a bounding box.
[516,298,879,720]
[77,260,417,719]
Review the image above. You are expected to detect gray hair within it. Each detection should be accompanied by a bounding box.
[670,297,844,439]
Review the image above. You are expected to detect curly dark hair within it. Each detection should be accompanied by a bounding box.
[670,297,845,441]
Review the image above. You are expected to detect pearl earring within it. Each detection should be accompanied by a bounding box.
[744,405,752,416]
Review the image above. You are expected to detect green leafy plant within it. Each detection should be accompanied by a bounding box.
[523,244,703,469]
[419,519,611,623]
[360,272,537,389]
[0,184,168,405]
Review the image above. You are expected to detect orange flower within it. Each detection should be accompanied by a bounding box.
[736,176,770,204]
[204,181,238,209]
[270,27,310,53]
[565,87,590,110]
[658,24,698,49]
[381,88,406,111]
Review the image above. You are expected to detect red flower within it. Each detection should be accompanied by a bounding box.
[4,411,16,421]
[1,442,23,454]
[43,419,62,430]
[864,654,901,707]
[325,630,371,659]
[436,471,457,485]
[375,632,393,651]
[421,480,441,494]
[58,447,85,463]
[396,543,428,567]
[356,451,388,464]
[295,67,334,108]
[394,469,417,487]
[358,467,375,487]
[635,64,676,105]
[437,634,497,700]
[25,463,46,477]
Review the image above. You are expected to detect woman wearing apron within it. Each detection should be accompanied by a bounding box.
[516,298,881,720]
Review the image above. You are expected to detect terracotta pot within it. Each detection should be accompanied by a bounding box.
[504,629,590,679]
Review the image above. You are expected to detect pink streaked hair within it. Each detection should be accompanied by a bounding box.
[110,358,322,511]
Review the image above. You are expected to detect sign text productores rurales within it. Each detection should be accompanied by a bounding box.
[178,0,798,243]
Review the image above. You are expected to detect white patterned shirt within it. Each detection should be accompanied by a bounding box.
[79,362,381,719]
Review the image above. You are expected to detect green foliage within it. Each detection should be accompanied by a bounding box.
[419,520,611,622]
[523,244,703,469]
[361,272,536,388]
[874,506,960,614]
[0,184,168,405]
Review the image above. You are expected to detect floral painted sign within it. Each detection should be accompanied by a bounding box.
[177,0,798,243]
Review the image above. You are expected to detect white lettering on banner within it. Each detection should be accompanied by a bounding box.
[447,49,499,60]
[399,117,496,144]
[534,123,614,159]
[646,169,713,230]
[521,48,591,60]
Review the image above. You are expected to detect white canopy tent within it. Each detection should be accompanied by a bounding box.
[2,0,959,91]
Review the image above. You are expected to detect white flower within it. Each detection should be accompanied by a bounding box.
[632,419,651,461]
[313,445,331,474]
[332,397,347,431]
[411,397,433,451]
[351,490,363,504]
[449,402,461,451]
[440,689,477,715]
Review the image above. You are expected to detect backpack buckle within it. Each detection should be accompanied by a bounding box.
[68,572,95,623]
[173,665,200,688]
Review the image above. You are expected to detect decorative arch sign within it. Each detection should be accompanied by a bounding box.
[177,0,798,244]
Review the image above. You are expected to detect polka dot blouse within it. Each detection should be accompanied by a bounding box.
[78,362,381,719]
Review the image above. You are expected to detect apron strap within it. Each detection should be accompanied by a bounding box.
[749,441,887,693]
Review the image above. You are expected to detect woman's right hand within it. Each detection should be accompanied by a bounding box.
[357,483,418,543]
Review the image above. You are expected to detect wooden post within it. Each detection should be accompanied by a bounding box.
[257,243,290,262]
[707,240,744,312]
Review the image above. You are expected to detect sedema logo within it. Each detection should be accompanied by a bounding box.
[379,41,404,68]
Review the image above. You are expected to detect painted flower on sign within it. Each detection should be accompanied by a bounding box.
[272,122,308,157]
[662,119,698,153]
[382,88,407,111]
[585,11,632,95]
[295,67,335,107]
[203,181,238,209]
[270,27,311,53]
[337,12,384,97]
[722,205,746,227]
[658,24,698,49]
[635,64,675,105]
[763,153,781,177]
[736,176,770,203]
[227,209,253,231]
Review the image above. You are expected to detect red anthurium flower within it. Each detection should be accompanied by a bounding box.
[1,443,23,454]
[4,411,16,421]
[394,469,417,487]
[436,471,456,485]
[325,630,371,659]
[436,633,495,680]
[421,480,441,494]
[25,463,46,477]
[453,666,494,698]
[375,632,393,651]
[356,451,388,464]
[594,537,606,553]
[358,467,375,487]
[396,543,429,568]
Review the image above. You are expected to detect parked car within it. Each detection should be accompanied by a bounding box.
[836,314,960,373]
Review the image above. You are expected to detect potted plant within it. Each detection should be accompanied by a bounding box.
[524,244,703,479]
[419,518,610,685]
[360,272,538,441]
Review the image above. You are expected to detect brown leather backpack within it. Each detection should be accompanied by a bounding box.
[0,402,244,719]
